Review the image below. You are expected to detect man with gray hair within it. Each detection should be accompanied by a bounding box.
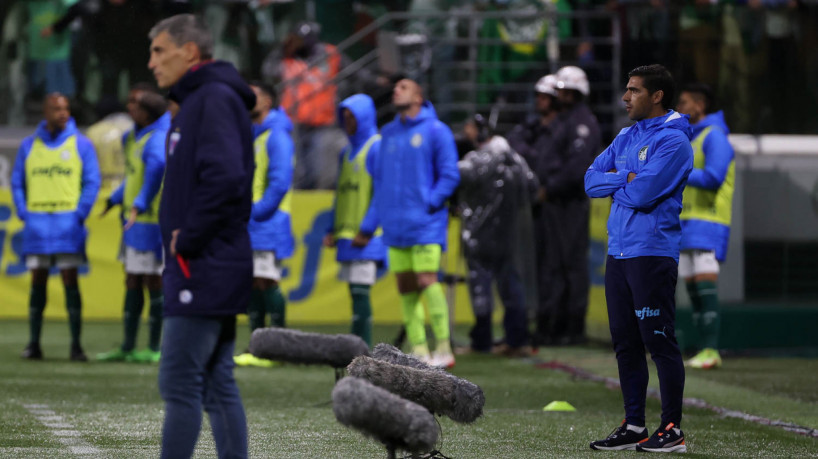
[148,14,256,459]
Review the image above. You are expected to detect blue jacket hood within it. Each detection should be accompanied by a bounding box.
[35,118,79,145]
[392,100,439,126]
[692,110,729,137]
[338,94,378,148]
[169,61,256,110]
[254,106,293,137]
[631,110,692,141]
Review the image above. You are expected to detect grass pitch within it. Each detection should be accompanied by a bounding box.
[0,320,815,458]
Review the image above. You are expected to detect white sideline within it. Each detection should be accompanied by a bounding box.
[23,403,101,456]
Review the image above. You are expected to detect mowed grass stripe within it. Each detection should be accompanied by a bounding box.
[23,403,101,456]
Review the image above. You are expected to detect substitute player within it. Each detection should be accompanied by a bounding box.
[323,94,386,347]
[234,81,295,368]
[360,79,460,368]
[12,93,101,361]
[98,84,170,363]
[676,83,735,370]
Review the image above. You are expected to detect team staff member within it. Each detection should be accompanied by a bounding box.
[98,84,170,363]
[360,79,460,368]
[148,14,255,459]
[11,93,101,362]
[676,83,735,370]
[323,93,386,347]
[585,65,692,453]
[234,82,295,368]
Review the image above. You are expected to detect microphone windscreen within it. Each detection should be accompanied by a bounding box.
[348,355,485,423]
[332,377,438,453]
[371,343,442,372]
[249,328,369,367]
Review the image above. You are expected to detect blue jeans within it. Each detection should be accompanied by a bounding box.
[158,316,247,459]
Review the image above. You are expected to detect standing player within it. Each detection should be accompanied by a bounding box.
[585,65,692,453]
[234,81,294,368]
[676,83,735,370]
[11,93,100,361]
[97,84,170,363]
[323,94,386,347]
[360,79,460,368]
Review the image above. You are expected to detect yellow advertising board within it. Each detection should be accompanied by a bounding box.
[0,189,474,325]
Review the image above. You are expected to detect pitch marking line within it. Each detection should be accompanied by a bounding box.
[23,403,101,455]
[537,360,818,438]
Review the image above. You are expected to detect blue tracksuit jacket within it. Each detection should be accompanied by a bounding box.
[585,110,693,262]
[679,111,734,261]
[109,113,170,257]
[247,107,295,259]
[361,101,460,248]
[11,118,100,256]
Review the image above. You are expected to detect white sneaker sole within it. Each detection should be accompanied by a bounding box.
[589,442,642,451]
[637,444,687,453]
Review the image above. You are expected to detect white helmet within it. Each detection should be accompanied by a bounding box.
[534,74,558,96]
[556,66,590,96]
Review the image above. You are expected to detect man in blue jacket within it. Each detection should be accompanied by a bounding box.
[323,93,387,348]
[234,81,295,368]
[675,83,734,370]
[97,84,170,363]
[12,93,100,362]
[360,79,460,368]
[585,65,692,453]
[148,14,254,459]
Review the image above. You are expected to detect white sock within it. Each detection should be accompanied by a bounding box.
[626,424,646,433]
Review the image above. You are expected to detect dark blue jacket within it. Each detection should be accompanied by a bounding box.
[585,110,693,261]
[362,101,460,248]
[160,61,256,317]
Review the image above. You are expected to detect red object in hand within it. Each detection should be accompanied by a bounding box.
[177,254,191,279]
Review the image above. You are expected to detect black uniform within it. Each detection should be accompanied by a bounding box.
[508,101,600,344]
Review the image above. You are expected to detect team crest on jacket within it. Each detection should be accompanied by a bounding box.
[169,131,181,156]
[638,145,648,161]
[60,150,71,161]
[411,133,423,147]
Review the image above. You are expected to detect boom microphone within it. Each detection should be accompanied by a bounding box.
[347,355,485,423]
[249,328,369,368]
[332,376,439,454]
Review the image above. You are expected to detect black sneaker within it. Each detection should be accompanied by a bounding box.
[70,345,88,362]
[590,420,649,451]
[636,422,686,453]
[21,343,43,360]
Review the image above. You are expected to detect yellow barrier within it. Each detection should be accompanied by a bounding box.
[0,189,474,325]
[1,187,610,340]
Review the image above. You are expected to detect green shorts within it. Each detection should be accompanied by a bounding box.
[388,244,441,273]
